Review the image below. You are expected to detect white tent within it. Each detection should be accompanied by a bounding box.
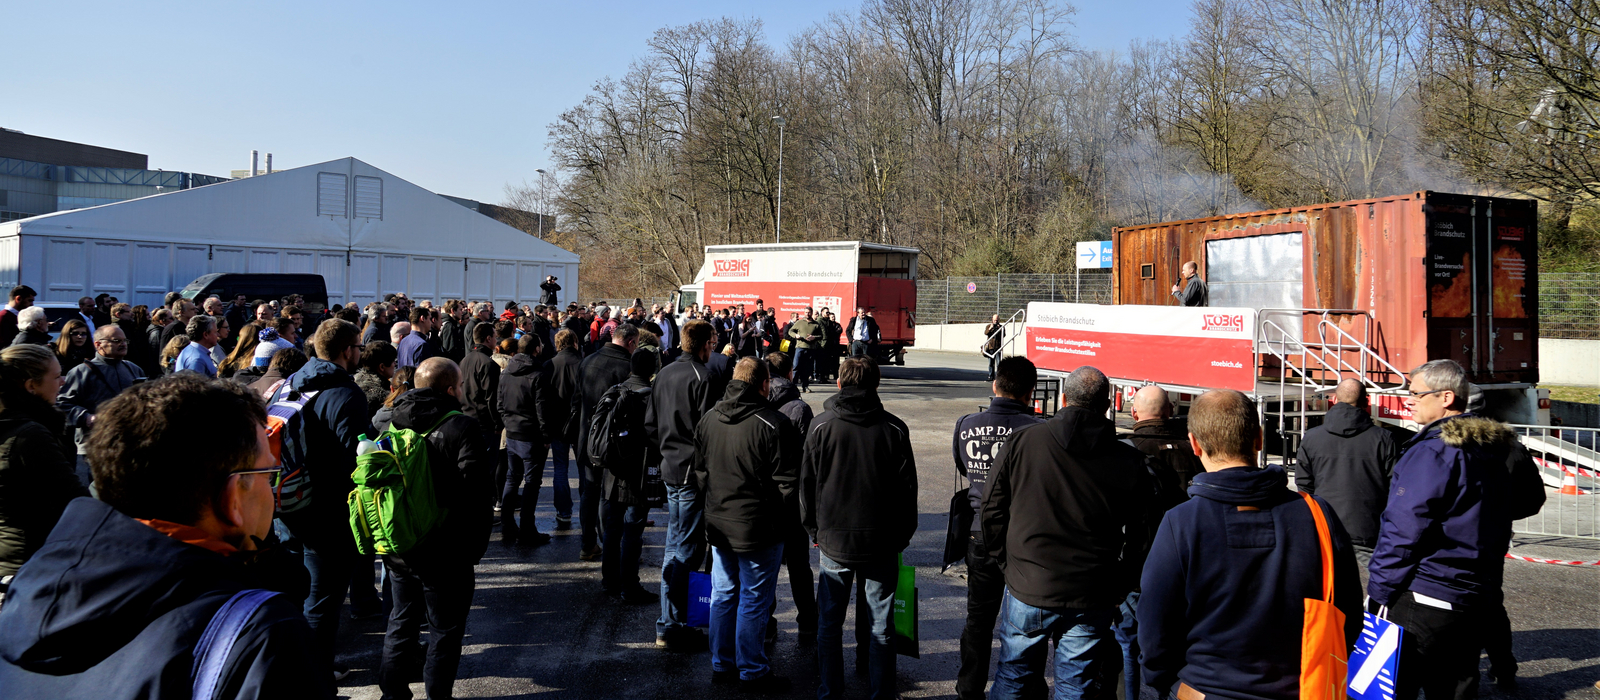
[0,157,579,309]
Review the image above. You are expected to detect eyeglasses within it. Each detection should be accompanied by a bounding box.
[97,339,127,346]
[230,466,281,480]
[1407,388,1448,398]
[68,332,88,338]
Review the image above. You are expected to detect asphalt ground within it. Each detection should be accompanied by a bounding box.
[334,350,1600,699]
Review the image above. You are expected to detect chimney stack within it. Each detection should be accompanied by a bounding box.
[265,153,273,174]
[250,150,259,177]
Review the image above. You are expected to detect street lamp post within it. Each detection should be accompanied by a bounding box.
[772,115,785,243]
[534,168,548,239]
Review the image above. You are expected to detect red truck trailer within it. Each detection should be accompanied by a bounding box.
[672,241,920,364]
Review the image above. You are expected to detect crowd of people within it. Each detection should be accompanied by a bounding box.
[0,277,1549,700]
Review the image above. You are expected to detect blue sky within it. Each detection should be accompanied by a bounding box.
[5,1,1191,204]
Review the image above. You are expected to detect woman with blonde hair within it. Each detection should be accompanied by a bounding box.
[158,335,190,375]
[220,322,262,378]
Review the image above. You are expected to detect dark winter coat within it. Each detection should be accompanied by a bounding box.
[603,374,658,506]
[458,344,502,435]
[0,394,84,578]
[694,380,802,554]
[1139,465,1362,700]
[56,355,145,455]
[384,388,494,564]
[548,347,582,444]
[1368,414,1515,609]
[980,406,1151,611]
[497,353,550,443]
[1294,402,1398,547]
[953,397,1043,528]
[648,353,719,486]
[577,343,633,460]
[801,387,917,567]
[394,331,440,368]
[0,498,329,699]
[438,316,465,363]
[1130,416,1206,509]
[1173,275,1209,306]
[767,376,813,434]
[704,350,733,402]
[540,281,561,306]
[117,320,160,378]
[13,328,51,348]
[286,358,373,537]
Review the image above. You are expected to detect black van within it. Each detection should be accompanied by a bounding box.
[180,273,331,313]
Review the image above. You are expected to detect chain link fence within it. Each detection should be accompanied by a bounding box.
[916,272,1113,324]
[1541,273,1600,340]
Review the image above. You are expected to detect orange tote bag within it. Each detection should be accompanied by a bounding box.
[1299,492,1349,700]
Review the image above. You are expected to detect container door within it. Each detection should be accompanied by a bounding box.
[1424,197,1479,373]
[1486,199,1538,379]
[1205,232,1304,344]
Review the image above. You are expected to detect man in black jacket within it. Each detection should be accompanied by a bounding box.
[980,366,1150,699]
[600,350,660,603]
[548,329,583,529]
[438,301,466,363]
[579,324,638,562]
[649,320,719,649]
[377,358,494,700]
[1295,378,1397,566]
[57,324,145,489]
[845,307,879,358]
[498,334,552,547]
[952,356,1044,700]
[459,322,502,453]
[540,276,561,306]
[763,352,816,644]
[803,357,917,700]
[695,357,801,692]
[278,319,374,682]
[1169,261,1209,307]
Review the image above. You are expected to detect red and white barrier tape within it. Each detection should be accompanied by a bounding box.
[1505,552,1600,566]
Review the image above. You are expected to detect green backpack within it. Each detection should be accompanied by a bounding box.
[348,411,460,556]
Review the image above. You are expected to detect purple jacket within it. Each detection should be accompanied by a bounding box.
[1367,413,1516,608]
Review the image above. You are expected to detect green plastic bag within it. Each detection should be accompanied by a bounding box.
[892,553,920,658]
[347,412,458,556]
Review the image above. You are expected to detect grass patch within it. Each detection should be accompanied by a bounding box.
[1542,385,1600,404]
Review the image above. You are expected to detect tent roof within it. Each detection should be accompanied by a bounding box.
[0,157,578,264]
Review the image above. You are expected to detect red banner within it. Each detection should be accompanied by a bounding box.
[1023,303,1257,391]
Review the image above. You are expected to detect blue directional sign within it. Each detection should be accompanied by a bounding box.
[1076,241,1113,269]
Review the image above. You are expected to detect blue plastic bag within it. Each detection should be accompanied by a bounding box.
[1346,610,1403,700]
[686,571,712,628]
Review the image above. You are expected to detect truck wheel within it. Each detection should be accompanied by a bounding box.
[894,349,906,366]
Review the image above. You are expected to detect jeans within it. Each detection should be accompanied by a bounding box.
[793,347,814,389]
[817,552,898,700]
[987,352,1000,380]
[1385,592,1482,700]
[1111,590,1140,700]
[491,439,507,509]
[849,340,870,358]
[549,440,573,519]
[350,553,383,616]
[281,511,358,676]
[503,438,549,538]
[657,483,706,635]
[601,498,649,592]
[378,548,476,700]
[991,591,1116,700]
[710,544,785,680]
[957,532,1005,699]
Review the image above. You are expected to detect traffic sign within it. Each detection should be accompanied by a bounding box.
[1076,241,1113,269]
[965,282,977,293]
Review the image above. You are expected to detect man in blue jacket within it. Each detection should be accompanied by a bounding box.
[1369,359,1515,700]
[1139,388,1361,700]
[0,375,330,699]
[277,319,374,683]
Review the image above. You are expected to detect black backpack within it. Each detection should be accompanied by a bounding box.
[587,383,652,478]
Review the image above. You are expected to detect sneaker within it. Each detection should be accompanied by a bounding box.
[349,608,384,622]
[518,531,552,547]
[579,545,602,562]
[656,627,708,652]
[1489,668,1519,691]
[740,673,791,694]
[711,669,738,685]
[555,515,573,530]
[332,664,352,682]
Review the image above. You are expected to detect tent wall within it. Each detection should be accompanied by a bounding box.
[6,234,578,309]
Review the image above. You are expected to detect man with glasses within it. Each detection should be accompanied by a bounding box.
[57,324,145,490]
[0,375,328,698]
[1369,359,1516,700]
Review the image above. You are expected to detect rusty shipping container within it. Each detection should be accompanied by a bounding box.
[1112,191,1539,386]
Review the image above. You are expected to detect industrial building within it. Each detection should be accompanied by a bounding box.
[0,128,228,222]
[0,156,579,309]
